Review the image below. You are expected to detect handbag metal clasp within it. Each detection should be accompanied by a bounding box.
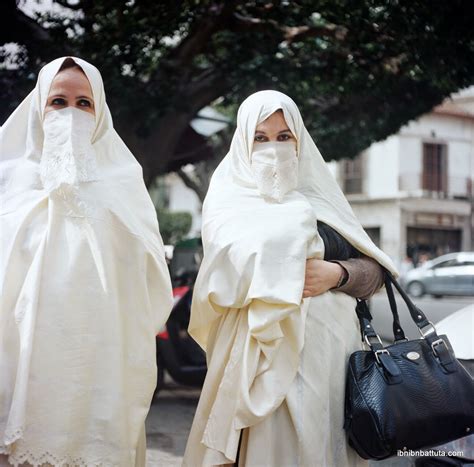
[418,320,436,338]
[431,338,446,356]
[364,334,383,349]
[430,337,456,372]
[375,348,390,365]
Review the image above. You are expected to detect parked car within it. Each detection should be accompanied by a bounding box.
[402,252,474,298]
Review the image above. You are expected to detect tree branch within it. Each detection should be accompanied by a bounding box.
[182,70,228,107]
[161,2,237,69]
[176,168,207,203]
[232,12,348,43]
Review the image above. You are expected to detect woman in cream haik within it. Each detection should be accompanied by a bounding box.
[183,90,398,466]
[0,57,173,466]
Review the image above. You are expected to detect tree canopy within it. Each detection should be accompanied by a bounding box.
[2,0,473,185]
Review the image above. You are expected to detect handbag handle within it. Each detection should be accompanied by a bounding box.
[355,270,456,375]
[383,270,438,337]
[355,270,441,350]
[382,274,407,342]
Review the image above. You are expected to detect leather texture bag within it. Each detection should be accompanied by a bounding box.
[343,271,474,460]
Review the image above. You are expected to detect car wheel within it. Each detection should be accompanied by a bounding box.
[407,281,425,298]
[433,294,443,299]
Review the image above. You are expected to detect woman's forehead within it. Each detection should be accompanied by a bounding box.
[49,68,93,96]
[255,110,289,132]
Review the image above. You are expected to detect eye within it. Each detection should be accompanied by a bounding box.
[77,99,92,108]
[51,97,66,106]
[254,134,268,142]
[277,133,293,141]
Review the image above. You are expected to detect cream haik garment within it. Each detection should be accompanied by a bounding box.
[0,57,173,466]
[183,90,398,466]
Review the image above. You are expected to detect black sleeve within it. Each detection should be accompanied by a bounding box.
[317,221,362,262]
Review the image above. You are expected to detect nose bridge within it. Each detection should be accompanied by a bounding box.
[265,142,278,155]
[267,133,284,141]
[251,142,279,164]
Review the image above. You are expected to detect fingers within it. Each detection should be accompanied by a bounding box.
[303,287,323,298]
[304,259,330,298]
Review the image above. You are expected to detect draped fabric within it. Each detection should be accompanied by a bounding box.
[183,90,398,465]
[0,57,173,466]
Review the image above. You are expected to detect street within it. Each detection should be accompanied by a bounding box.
[146,384,200,467]
[145,294,473,466]
[369,292,472,342]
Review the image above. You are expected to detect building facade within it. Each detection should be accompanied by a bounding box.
[333,87,474,267]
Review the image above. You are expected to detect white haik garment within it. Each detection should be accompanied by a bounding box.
[183,90,398,466]
[0,57,173,466]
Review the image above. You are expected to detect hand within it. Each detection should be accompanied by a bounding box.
[303,259,344,298]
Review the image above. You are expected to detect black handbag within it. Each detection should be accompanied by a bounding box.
[343,270,474,460]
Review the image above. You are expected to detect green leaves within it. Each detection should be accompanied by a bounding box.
[157,210,193,245]
[2,0,473,183]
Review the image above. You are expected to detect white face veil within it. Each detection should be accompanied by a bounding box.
[184,91,398,464]
[0,57,173,464]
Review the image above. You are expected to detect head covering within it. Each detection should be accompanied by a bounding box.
[0,57,172,464]
[184,90,398,464]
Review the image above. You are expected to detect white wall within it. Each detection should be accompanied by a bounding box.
[166,173,202,237]
[365,136,399,198]
[448,141,473,196]
[398,135,422,193]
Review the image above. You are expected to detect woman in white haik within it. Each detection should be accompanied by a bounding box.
[183,90,399,466]
[0,57,173,466]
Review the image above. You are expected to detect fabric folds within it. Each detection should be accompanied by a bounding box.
[0,57,173,466]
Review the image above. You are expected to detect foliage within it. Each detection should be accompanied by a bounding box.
[157,209,193,245]
[2,0,474,186]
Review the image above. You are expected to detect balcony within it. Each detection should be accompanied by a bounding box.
[398,174,472,200]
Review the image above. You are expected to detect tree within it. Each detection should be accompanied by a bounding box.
[157,209,193,245]
[2,0,474,189]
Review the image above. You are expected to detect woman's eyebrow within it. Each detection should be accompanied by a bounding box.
[278,129,291,134]
[255,130,267,134]
[76,95,93,100]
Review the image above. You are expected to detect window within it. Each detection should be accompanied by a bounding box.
[364,227,381,247]
[432,259,458,269]
[422,143,447,193]
[342,155,363,194]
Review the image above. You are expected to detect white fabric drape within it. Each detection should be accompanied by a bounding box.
[183,90,398,466]
[0,57,173,466]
